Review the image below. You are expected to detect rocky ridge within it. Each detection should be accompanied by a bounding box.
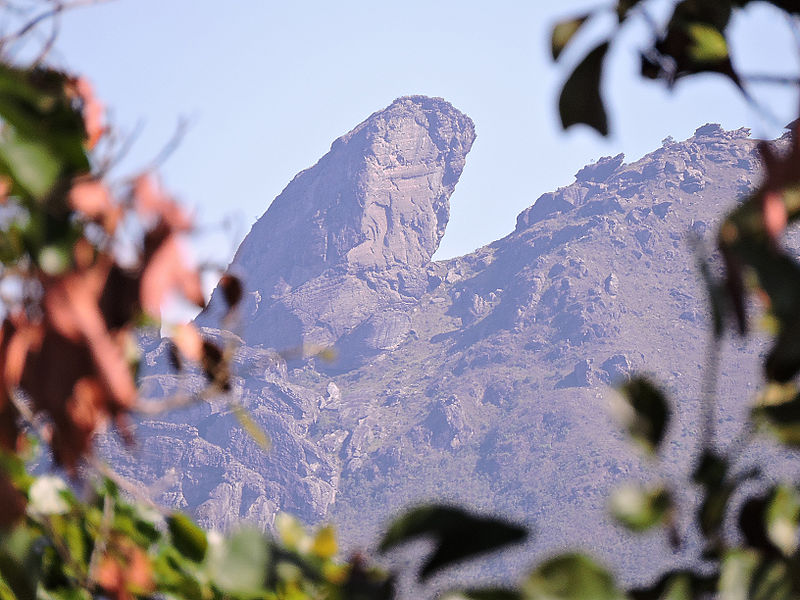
[103,101,781,585]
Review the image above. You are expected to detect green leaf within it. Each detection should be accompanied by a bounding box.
[630,571,713,600]
[610,484,672,532]
[0,130,61,200]
[311,524,337,560]
[443,588,523,600]
[523,554,624,600]
[206,528,270,597]
[686,22,729,63]
[718,550,792,600]
[0,526,42,600]
[167,513,208,563]
[558,41,610,136]
[766,484,800,556]
[699,483,735,541]
[753,394,800,446]
[379,505,527,580]
[231,403,271,452]
[551,16,589,61]
[0,65,89,176]
[692,451,728,488]
[614,377,670,454]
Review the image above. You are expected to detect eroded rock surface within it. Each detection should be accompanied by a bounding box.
[200,96,475,358]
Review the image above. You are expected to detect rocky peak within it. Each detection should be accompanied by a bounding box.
[201,96,475,352]
[221,95,473,289]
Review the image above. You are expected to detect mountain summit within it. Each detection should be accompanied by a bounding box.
[201,96,475,355]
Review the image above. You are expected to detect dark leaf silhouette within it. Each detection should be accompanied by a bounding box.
[524,554,623,600]
[379,505,527,580]
[167,513,208,563]
[550,15,588,60]
[615,377,669,454]
[558,41,609,136]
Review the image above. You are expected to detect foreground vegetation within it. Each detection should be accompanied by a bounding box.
[3,1,800,598]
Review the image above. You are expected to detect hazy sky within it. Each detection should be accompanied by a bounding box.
[45,1,799,268]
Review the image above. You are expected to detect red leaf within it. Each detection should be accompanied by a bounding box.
[763,190,787,241]
[0,471,25,529]
[69,179,120,232]
[43,265,136,409]
[140,234,204,318]
[73,77,106,150]
[133,175,192,231]
[172,323,203,362]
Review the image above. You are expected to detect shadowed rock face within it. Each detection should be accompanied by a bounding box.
[200,96,475,354]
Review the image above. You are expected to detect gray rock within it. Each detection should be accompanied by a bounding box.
[575,153,625,182]
[200,96,475,356]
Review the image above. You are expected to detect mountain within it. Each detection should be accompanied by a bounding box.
[101,97,779,585]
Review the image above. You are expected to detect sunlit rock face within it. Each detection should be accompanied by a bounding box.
[200,96,475,356]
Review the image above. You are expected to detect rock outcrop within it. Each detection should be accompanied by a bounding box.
[200,96,475,359]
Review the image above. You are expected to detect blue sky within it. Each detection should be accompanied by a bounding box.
[47,0,799,268]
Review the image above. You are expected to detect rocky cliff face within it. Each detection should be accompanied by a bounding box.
[199,96,475,359]
[103,103,783,586]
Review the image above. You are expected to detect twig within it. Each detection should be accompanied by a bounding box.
[86,491,114,582]
[88,457,167,514]
[699,333,721,452]
[740,74,800,86]
[141,117,191,172]
[0,0,112,48]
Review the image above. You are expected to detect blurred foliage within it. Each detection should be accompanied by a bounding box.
[3,0,800,599]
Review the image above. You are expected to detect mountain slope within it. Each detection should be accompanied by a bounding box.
[102,100,778,584]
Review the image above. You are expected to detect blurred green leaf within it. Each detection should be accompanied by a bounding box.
[379,505,527,580]
[0,64,89,178]
[610,484,672,532]
[167,513,207,563]
[0,526,41,600]
[523,554,624,600]
[686,23,729,62]
[753,394,800,446]
[206,528,269,596]
[692,451,728,489]
[718,549,791,600]
[630,571,713,600]
[311,525,337,560]
[443,588,523,600]
[615,377,670,454]
[766,484,800,556]
[699,484,736,543]
[0,129,61,200]
[551,15,588,61]
[231,403,271,452]
[558,41,610,136]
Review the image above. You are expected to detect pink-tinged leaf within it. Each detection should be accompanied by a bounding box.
[69,179,120,232]
[764,191,788,240]
[134,175,192,231]
[74,77,106,149]
[172,323,203,362]
[3,318,43,387]
[140,234,204,318]
[43,266,136,408]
